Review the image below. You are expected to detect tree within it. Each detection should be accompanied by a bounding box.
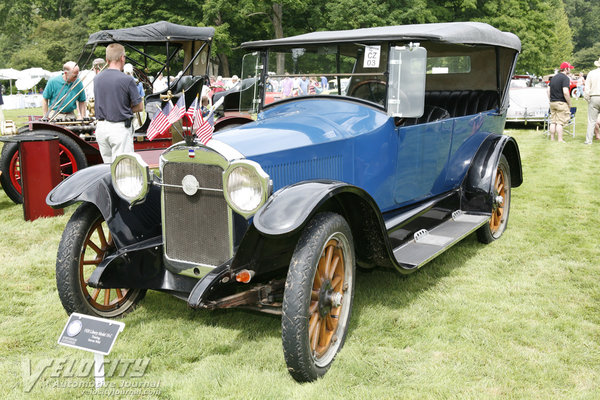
[9,18,85,70]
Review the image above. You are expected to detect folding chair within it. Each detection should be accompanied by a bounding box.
[544,107,576,138]
[563,107,576,138]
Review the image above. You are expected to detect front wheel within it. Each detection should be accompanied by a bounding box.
[477,154,511,243]
[282,212,355,382]
[56,203,145,318]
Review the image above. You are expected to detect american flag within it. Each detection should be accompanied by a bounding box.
[168,94,186,124]
[195,114,214,145]
[146,100,173,140]
[185,95,199,125]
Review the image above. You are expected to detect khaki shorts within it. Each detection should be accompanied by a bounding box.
[550,101,570,125]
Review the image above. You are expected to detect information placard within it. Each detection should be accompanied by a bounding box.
[58,313,125,355]
[363,45,381,68]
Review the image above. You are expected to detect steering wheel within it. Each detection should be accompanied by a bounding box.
[349,80,387,104]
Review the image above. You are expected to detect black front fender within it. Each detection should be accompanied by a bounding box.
[254,180,382,236]
[247,180,394,273]
[46,164,162,248]
[47,164,113,212]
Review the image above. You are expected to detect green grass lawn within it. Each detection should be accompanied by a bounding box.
[2,107,42,127]
[1,101,599,399]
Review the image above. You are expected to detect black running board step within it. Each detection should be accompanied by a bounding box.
[392,211,489,269]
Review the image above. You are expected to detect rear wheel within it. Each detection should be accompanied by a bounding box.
[477,154,511,243]
[282,212,355,382]
[0,130,87,204]
[56,202,145,318]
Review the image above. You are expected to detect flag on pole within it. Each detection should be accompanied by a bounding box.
[185,95,199,124]
[147,100,173,140]
[168,94,186,124]
[195,114,214,145]
[193,94,225,144]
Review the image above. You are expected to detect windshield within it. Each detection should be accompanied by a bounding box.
[259,43,388,107]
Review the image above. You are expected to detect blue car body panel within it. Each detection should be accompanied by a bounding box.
[215,98,504,213]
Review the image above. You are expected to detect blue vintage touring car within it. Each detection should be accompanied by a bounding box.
[48,22,522,382]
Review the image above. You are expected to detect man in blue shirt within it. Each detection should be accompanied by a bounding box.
[42,61,87,119]
[94,43,143,163]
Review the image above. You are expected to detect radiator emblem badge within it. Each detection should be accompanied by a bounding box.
[181,175,199,196]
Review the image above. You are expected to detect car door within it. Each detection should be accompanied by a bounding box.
[394,119,453,205]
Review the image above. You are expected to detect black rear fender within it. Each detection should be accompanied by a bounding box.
[462,134,522,212]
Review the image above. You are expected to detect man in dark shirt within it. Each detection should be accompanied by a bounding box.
[94,43,143,162]
[548,62,573,142]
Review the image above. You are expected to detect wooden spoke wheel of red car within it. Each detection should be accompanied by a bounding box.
[477,154,512,243]
[282,212,355,382]
[56,203,145,318]
[0,130,87,204]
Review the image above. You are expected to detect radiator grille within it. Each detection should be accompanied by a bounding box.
[162,162,230,267]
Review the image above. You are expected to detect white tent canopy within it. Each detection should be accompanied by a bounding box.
[20,67,52,80]
[0,67,60,93]
[0,68,23,80]
[15,77,42,91]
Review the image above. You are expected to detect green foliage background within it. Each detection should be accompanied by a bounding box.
[0,0,597,76]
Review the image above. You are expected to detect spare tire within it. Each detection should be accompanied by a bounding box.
[0,130,88,204]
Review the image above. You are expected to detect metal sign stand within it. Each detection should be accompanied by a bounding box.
[94,353,105,388]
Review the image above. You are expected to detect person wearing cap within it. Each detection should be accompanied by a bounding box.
[42,61,87,119]
[584,57,600,144]
[547,62,574,142]
[94,43,143,163]
[124,63,145,98]
[81,58,106,105]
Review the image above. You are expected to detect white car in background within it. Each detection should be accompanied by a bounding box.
[506,82,549,124]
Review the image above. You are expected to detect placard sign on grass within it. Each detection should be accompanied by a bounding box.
[58,313,124,355]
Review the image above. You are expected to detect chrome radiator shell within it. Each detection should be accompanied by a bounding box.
[160,145,233,274]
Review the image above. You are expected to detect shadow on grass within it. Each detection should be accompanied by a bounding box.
[130,288,281,341]
[0,192,18,212]
[504,121,544,131]
[121,233,490,357]
[348,234,487,332]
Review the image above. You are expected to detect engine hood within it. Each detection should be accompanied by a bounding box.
[213,98,389,158]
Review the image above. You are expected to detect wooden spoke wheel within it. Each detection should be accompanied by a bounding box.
[56,203,145,318]
[477,154,511,243]
[490,165,506,234]
[309,239,346,358]
[79,215,133,311]
[282,212,355,382]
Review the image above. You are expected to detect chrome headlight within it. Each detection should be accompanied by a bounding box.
[223,160,271,218]
[111,153,150,205]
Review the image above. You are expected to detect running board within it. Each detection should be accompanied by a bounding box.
[392,211,489,269]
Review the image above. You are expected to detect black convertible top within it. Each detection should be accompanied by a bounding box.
[87,21,214,45]
[242,22,521,52]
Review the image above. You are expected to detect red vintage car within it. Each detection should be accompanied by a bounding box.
[0,21,214,204]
